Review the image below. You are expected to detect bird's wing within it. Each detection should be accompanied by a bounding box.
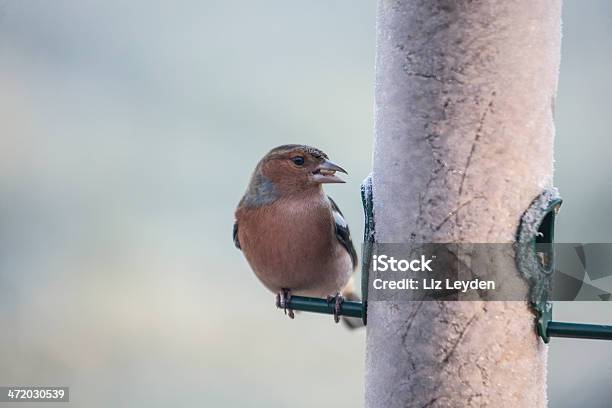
[328,196,358,269]
[233,221,241,249]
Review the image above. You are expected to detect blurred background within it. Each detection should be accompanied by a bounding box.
[0,1,610,407]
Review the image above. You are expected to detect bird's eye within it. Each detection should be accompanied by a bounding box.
[291,156,305,166]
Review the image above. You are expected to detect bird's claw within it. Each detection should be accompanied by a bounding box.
[327,293,344,323]
[276,288,294,319]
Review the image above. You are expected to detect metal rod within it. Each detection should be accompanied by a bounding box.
[547,321,612,340]
[283,296,364,318]
[284,297,612,341]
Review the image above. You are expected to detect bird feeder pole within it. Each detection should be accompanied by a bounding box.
[366,1,562,407]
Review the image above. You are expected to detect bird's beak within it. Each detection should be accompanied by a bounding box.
[312,159,348,184]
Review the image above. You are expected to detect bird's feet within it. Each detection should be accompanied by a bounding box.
[326,293,344,323]
[276,288,294,319]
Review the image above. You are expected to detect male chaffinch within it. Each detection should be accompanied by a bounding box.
[233,144,359,325]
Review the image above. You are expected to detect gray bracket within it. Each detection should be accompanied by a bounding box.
[359,173,375,325]
[516,190,612,343]
[516,189,562,342]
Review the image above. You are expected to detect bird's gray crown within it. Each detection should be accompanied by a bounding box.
[268,144,329,160]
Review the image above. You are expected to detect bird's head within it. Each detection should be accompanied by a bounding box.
[251,144,347,196]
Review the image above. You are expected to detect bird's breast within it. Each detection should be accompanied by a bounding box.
[236,196,351,296]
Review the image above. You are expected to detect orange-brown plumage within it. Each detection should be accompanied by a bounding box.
[233,144,359,323]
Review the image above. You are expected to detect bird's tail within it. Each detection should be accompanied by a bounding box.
[341,277,364,329]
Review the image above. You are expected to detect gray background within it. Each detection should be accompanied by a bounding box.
[0,1,610,407]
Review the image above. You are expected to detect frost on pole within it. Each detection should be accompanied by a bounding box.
[366,1,562,407]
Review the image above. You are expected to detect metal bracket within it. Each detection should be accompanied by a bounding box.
[517,190,612,342]
[516,189,562,342]
[359,173,374,325]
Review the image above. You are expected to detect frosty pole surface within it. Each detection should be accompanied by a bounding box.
[366,1,562,407]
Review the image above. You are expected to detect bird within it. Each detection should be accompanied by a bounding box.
[233,144,360,325]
